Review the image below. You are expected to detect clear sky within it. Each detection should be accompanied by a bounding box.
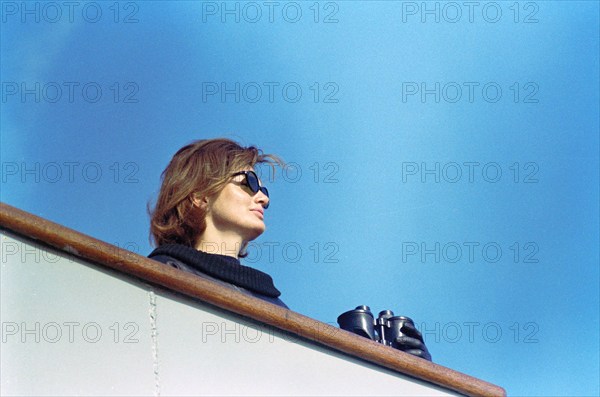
[1,1,599,396]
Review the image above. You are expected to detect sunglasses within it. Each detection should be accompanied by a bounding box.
[231,170,270,208]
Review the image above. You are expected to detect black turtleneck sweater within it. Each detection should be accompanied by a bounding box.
[148,244,287,308]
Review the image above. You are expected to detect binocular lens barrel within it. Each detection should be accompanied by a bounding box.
[336,305,376,340]
[386,316,414,348]
[337,306,415,347]
[376,310,394,345]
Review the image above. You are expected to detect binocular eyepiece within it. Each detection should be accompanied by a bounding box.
[337,305,415,348]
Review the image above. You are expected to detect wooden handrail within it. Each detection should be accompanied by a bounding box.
[0,202,505,397]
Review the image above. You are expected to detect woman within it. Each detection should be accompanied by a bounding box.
[147,138,431,360]
[147,138,287,308]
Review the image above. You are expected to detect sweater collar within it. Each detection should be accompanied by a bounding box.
[148,244,281,298]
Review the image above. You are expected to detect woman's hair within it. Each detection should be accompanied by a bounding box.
[148,138,283,251]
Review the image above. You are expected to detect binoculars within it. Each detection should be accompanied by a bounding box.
[337,305,416,349]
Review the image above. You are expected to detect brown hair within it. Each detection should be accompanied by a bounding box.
[148,138,283,250]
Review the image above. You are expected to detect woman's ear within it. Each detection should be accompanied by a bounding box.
[191,193,209,210]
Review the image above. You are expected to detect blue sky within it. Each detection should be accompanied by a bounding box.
[1,1,599,395]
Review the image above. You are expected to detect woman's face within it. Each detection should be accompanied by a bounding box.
[204,170,270,242]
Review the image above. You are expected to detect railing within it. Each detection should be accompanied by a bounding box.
[0,202,505,397]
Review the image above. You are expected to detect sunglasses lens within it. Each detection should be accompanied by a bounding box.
[261,187,269,208]
[246,172,260,193]
[235,171,269,208]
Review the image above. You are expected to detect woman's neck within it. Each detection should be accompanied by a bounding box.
[195,230,244,259]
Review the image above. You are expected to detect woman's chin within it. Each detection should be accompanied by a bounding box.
[244,225,266,241]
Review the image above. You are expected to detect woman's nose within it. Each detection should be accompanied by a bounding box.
[256,190,270,208]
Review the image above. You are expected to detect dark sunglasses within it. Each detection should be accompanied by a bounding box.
[231,170,270,208]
